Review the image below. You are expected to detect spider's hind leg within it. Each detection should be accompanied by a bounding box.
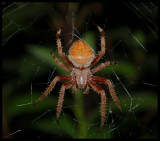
[56,81,73,120]
[91,76,121,111]
[89,81,107,130]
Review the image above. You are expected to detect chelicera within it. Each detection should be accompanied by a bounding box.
[34,25,121,129]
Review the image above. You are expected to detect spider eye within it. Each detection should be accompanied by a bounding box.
[69,40,95,68]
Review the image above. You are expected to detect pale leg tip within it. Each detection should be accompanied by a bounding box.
[97,26,103,32]
[57,29,61,34]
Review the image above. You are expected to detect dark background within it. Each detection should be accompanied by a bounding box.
[2,2,158,139]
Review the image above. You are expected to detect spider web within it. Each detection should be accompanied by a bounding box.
[2,2,158,139]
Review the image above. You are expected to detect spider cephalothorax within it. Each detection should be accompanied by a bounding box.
[34,25,121,129]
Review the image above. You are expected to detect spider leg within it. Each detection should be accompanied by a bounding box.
[34,76,71,105]
[56,29,74,67]
[89,81,107,129]
[50,52,72,72]
[90,25,106,67]
[92,76,121,111]
[56,81,73,119]
[83,84,90,95]
[72,82,77,94]
[91,61,116,74]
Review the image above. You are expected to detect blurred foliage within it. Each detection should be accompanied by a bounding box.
[2,2,158,139]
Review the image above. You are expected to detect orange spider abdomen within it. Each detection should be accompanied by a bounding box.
[69,40,95,68]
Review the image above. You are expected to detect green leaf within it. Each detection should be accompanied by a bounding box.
[82,31,96,51]
[27,44,69,75]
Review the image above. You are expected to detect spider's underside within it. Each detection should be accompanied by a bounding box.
[34,25,121,130]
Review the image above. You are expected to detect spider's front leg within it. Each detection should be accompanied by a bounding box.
[90,25,106,67]
[50,52,72,72]
[56,29,74,67]
[34,76,71,105]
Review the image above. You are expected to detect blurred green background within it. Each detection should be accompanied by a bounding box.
[2,2,158,139]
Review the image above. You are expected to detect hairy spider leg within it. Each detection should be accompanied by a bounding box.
[56,81,73,119]
[91,61,116,74]
[90,25,106,67]
[83,84,90,94]
[72,81,77,94]
[50,52,72,72]
[56,29,74,67]
[34,76,71,105]
[89,81,107,129]
[91,76,121,111]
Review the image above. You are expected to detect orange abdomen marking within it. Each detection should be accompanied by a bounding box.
[69,40,95,68]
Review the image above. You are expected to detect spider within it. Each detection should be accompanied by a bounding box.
[34,25,121,129]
